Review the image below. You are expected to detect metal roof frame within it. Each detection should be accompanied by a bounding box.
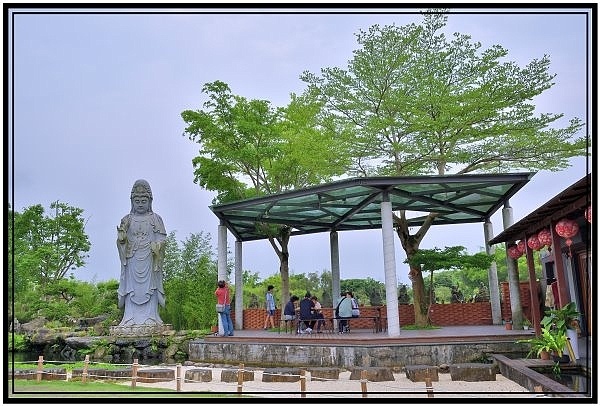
[210,173,536,242]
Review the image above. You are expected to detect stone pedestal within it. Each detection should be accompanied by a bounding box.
[109,323,173,336]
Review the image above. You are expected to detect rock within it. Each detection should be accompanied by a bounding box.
[348,367,395,382]
[185,368,212,383]
[449,363,497,381]
[137,368,174,383]
[307,367,340,381]
[221,367,255,383]
[405,365,439,382]
[262,368,302,383]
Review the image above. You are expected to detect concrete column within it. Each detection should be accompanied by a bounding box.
[502,201,523,327]
[381,192,400,336]
[217,222,228,335]
[330,230,341,306]
[235,240,243,330]
[483,220,502,324]
[217,221,228,281]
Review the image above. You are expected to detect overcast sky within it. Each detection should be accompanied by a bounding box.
[7,6,592,286]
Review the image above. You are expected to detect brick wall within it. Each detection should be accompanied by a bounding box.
[237,302,493,329]
[500,281,534,322]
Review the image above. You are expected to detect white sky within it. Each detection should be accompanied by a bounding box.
[7,5,593,286]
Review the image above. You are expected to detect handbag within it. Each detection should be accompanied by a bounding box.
[216,288,228,313]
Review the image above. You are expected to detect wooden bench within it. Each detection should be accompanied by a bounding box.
[296,317,330,334]
[331,316,381,333]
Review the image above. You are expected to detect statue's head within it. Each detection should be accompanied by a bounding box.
[130,179,153,213]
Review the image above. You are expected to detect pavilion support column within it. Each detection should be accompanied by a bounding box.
[550,222,571,308]
[483,220,502,324]
[234,240,243,330]
[502,202,523,328]
[330,231,341,307]
[381,192,400,336]
[217,221,228,335]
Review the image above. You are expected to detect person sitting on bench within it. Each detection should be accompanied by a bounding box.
[299,292,315,333]
[335,291,353,333]
[311,295,326,333]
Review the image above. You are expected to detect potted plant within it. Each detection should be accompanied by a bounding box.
[522,318,532,330]
[542,302,580,334]
[542,302,581,359]
[517,325,568,374]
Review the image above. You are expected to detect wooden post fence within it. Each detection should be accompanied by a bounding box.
[425,376,434,398]
[360,370,368,398]
[300,369,306,397]
[131,358,138,389]
[237,363,244,396]
[176,363,182,392]
[36,355,43,383]
[82,355,90,384]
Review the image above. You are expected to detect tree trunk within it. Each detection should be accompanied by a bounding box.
[394,210,437,327]
[267,226,292,308]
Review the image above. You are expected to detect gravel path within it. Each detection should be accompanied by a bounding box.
[125,365,539,399]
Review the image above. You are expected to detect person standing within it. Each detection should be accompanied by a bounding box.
[215,280,234,336]
[263,285,276,330]
[116,179,167,329]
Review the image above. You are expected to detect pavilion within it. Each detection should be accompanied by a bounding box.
[210,172,535,336]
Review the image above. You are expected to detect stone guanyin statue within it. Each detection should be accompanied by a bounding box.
[112,179,169,336]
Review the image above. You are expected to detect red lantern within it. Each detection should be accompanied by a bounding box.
[507,244,522,259]
[527,235,543,251]
[537,228,552,249]
[517,240,526,254]
[585,206,592,223]
[555,218,579,256]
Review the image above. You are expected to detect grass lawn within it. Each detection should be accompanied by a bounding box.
[7,379,226,398]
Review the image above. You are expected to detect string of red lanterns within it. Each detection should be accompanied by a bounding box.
[537,228,552,250]
[507,243,522,259]
[555,218,580,257]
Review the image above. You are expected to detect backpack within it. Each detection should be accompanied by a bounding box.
[335,297,346,318]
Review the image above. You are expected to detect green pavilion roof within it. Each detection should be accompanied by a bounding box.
[210,173,535,242]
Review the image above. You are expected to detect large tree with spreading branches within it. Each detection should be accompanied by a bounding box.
[181,81,351,304]
[300,10,587,325]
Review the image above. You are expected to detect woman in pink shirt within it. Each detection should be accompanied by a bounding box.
[215,280,234,336]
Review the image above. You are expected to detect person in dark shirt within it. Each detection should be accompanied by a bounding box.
[283,295,299,321]
[299,292,315,333]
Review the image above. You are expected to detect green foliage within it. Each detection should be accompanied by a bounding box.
[541,302,581,335]
[161,232,219,329]
[405,246,493,273]
[300,8,587,325]
[8,334,29,351]
[11,201,91,291]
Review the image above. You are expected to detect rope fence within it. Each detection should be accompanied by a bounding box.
[9,356,534,397]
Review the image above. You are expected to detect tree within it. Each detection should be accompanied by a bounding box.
[181,81,350,305]
[405,246,493,316]
[300,10,586,325]
[161,231,218,330]
[11,201,91,289]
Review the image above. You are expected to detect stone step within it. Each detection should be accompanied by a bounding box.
[449,363,497,381]
[262,367,302,382]
[404,365,439,382]
[184,367,213,383]
[348,366,394,382]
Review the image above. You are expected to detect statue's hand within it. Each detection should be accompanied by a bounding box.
[117,226,126,242]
